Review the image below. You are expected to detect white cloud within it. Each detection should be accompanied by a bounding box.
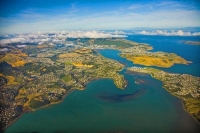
[128,3,154,10]
[127,1,193,10]
[111,30,126,35]
[0,37,26,45]
[128,4,144,10]
[0,48,8,51]
[134,30,200,36]
[0,30,126,45]
[17,45,27,48]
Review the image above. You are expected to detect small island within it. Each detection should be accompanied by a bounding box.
[128,67,200,123]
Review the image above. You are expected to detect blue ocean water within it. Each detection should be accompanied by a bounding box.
[5,35,200,133]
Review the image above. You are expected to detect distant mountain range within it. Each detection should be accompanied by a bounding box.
[128,27,200,31]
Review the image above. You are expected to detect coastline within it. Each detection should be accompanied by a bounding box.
[146,72,200,125]
[1,109,29,132]
[127,70,200,125]
[90,47,199,125]
[95,49,126,72]
[95,47,191,68]
[85,77,127,90]
[3,44,199,132]
[162,82,200,125]
[2,48,126,131]
[2,75,127,132]
[2,89,73,132]
[181,101,200,126]
[31,89,74,111]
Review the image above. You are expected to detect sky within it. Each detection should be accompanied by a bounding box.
[0,0,200,34]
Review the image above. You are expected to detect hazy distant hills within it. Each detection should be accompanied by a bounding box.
[128,27,200,32]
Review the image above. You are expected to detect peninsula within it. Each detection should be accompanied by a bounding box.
[88,38,191,68]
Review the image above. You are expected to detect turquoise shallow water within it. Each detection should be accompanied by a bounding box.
[5,36,200,133]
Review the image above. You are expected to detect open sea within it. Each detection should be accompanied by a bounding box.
[5,35,200,133]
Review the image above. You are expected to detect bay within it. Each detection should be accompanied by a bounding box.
[5,36,200,133]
